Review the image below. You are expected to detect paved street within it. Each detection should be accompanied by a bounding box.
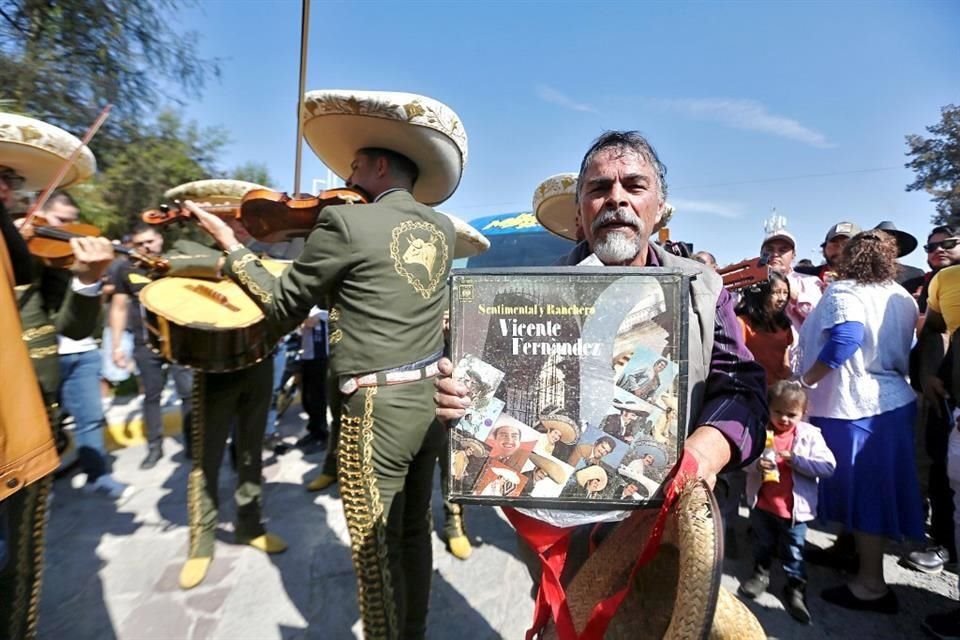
[37,392,959,639]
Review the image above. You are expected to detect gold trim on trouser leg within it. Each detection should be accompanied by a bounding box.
[187,373,207,558]
[24,477,52,640]
[338,386,399,639]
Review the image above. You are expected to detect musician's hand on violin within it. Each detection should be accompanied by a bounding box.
[13,217,36,241]
[70,236,115,285]
[183,200,238,250]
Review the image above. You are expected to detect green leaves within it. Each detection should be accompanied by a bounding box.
[905,105,960,225]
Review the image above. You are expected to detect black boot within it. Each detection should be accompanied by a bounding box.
[738,566,770,599]
[784,578,812,624]
[140,444,163,470]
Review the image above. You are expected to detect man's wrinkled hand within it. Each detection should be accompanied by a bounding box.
[71,236,115,284]
[434,357,472,423]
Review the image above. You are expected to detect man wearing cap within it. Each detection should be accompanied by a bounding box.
[797,222,861,286]
[188,90,463,639]
[761,229,822,330]
[434,130,768,635]
[0,114,113,639]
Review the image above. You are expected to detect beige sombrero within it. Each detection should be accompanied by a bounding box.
[439,211,489,259]
[301,90,467,206]
[0,112,96,190]
[575,465,609,491]
[538,413,578,445]
[532,171,676,241]
[164,179,269,205]
[544,479,764,639]
[528,452,567,485]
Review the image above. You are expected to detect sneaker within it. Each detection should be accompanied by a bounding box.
[84,474,134,500]
[737,567,770,599]
[923,608,960,639]
[901,545,949,575]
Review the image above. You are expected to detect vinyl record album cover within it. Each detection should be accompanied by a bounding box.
[447,267,691,509]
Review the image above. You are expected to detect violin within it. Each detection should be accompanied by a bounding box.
[24,215,169,273]
[140,186,369,243]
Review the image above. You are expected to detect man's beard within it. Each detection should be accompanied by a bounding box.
[591,207,645,264]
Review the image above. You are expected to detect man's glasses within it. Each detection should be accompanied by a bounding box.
[924,238,960,253]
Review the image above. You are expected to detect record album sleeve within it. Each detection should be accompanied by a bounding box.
[447,267,691,510]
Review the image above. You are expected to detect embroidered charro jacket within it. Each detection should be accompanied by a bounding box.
[223,190,456,378]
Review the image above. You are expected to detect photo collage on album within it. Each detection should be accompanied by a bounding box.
[447,270,688,508]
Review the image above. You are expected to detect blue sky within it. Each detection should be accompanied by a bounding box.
[177,0,959,268]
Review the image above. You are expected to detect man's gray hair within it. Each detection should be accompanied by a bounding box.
[576,131,668,203]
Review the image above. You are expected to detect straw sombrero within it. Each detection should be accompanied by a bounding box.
[533,172,579,240]
[456,438,486,458]
[528,452,567,485]
[301,89,467,205]
[0,112,96,190]
[546,479,764,639]
[532,171,676,241]
[538,413,578,445]
[164,179,269,205]
[439,211,490,259]
[575,465,609,491]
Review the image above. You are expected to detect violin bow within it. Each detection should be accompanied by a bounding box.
[292,0,311,198]
[23,104,113,226]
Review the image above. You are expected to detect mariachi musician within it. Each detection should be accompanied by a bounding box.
[0,112,113,640]
[153,179,289,591]
[188,89,464,640]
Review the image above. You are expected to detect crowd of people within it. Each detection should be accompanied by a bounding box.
[692,216,960,636]
[2,88,959,640]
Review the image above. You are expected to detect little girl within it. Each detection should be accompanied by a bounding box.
[736,270,796,384]
[739,380,836,624]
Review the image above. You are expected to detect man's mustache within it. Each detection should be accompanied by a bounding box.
[591,208,641,236]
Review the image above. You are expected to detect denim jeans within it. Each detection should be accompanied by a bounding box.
[264,347,287,436]
[59,349,109,480]
[749,507,807,581]
[133,344,192,448]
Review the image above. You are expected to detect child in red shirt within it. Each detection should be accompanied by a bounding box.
[738,381,837,624]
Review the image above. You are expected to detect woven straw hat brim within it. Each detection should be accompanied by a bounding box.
[439,210,489,259]
[301,90,467,206]
[552,479,762,639]
[533,173,578,241]
[0,112,96,190]
[164,179,269,205]
[539,416,578,445]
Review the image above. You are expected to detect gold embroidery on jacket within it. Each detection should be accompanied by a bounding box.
[231,253,273,304]
[21,324,55,342]
[389,220,448,300]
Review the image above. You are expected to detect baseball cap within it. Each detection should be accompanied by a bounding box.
[761,229,796,252]
[822,222,861,247]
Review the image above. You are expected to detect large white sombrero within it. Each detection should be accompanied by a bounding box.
[0,112,96,190]
[301,89,467,206]
[439,211,489,259]
[532,172,676,240]
[164,179,269,205]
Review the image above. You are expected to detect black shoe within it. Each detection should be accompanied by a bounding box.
[295,432,328,454]
[783,579,811,624]
[923,608,960,639]
[901,545,949,574]
[821,584,898,614]
[807,533,858,572]
[140,446,163,470]
[738,567,770,599]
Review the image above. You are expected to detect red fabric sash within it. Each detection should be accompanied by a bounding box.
[505,452,700,640]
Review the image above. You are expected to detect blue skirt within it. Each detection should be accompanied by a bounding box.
[811,402,925,541]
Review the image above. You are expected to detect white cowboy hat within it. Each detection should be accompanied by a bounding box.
[533,170,676,241]
[301,89,467,206]
[631,440,669,470]
[439,211,489,259]
[0,112,96,190]
[575,465,609,491]
[164,179,269,205]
